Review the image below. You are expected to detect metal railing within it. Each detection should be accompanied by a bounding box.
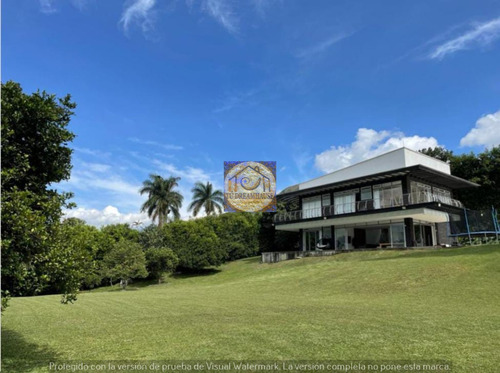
[273,192,463,223]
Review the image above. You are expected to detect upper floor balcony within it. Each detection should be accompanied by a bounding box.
[273,192,463,224]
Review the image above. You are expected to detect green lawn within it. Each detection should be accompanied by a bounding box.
[2,245,500,372]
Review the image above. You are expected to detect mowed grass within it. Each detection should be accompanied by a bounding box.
[2,245,500,372]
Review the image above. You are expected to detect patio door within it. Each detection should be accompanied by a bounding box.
[304,229,320,251]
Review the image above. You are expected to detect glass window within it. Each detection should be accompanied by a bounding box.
[373,181,403,209]
[321,194,331,207]
[390,224,406,248]
[361,186,372,200]
[433,187,452,205]
[411,181,432,204]
[302,196,321,218]
[322,226,332,239]
[334,190,356,214]
[335,228,346,250]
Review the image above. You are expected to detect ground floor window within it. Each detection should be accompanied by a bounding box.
[390,224,406,247]
[335,228,347,250]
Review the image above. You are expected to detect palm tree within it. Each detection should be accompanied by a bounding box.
[188,181,224,217]
[140,174,183,228]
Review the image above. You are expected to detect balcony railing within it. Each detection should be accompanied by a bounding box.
[273,192,463,224]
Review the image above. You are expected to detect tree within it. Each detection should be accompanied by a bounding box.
[420,146,500,210]
[188,181,223,217]
[101,223,140,243]
[58,219,108,290]
[140,174,183,227]
[206,213,260,260]
[145,248,179,284]
[102,241,148,289]
[163,220,226,270]
[1,81,79,307]
[419,146,453,162]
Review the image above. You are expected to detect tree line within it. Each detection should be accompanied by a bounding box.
[0,81,268,309]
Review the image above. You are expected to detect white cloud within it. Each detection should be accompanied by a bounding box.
[295,33,351,60]
[153,160,214,183]
[39,0,57,14]
[202,0,239,35]
[81,162,112,173]
[128,137,183,150]
[460,110,500,148]
[120,0,157,34]
[428,17,500,60]
[63,206,150,227]
[315,128,440,173]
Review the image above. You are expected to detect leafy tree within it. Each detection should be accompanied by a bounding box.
[102,240,148,289]
[139,224,167,249]
[145,248,179,284]
[420,146,500,210]
[207,213,260,260]
[101,223,140,243]
[163,220,225,270]
[419,146,453,162]
[188,181,224,217]
[58,219,108,289]
[140,175,183,227]
[1,81,79,307]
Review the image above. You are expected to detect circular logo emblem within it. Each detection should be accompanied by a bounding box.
[224,161,277,212]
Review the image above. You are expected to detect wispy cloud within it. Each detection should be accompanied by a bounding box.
[252,0,281,18]
[428,16,500,60]
[295,33,351,60]
[73,146,112,159]
[129,137,184,150]
[213,88,260,113]
[120,0,157,34]
[39,0,57,14]
[153,160,214,183]
[202,0,239,36]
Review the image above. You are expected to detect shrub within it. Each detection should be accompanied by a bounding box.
[145,247,179,283]
[102,240,148,289]
[163,220,225,270]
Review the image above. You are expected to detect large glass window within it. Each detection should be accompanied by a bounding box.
[411,181,432,204]
[302,196,321,218]
[373,181,403,209]
[334,190,356,214]
[433,187,452,205]
[390,224,406,247]
[335,228,347,250]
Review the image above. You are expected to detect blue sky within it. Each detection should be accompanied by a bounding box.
[3,0,500,225]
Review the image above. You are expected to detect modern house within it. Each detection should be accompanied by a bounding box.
[273,148,478,251]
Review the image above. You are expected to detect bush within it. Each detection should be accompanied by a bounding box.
[145,247,179,283]
[163,220,225,270]
[206,213,260,260]
[102,240,148,289]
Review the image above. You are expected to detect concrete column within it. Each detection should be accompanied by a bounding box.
[299,229,304,251]
[404,218,415,247]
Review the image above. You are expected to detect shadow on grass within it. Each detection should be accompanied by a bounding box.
[2,329,60,373]
[171,267,221,279]
[363,245,498,262]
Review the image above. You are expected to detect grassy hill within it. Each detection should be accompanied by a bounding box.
[2,245,500,372]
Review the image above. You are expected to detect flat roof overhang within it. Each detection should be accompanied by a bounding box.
[278,165,479,203]
[275,207,450,232]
